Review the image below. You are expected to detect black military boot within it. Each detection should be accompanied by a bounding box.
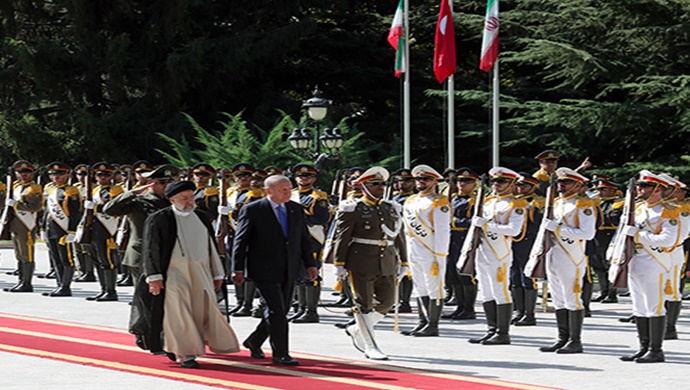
[482,303,512,345]
[8,262,34,293]
[469,301,497,344]
[444,285,455,305]
[399,276,413,312]
[601,287,618,303]
[293,284,320,323]
[97,269,119,301]
[402,297,429,336]
[592,270,608,302]
[540,309,569,352]
[442,284,463,319]
[50,266,74,297]
[621,316,650,361]
[582,283,593,317]
[515,289,537,326]
[454,284,478,320]
[664,301,681,340]
[636,316,665,363]
[76,250,96,282]
[117,267,133,286]
[557,309,584,354]
[288,284,306,321]
[510,287,525,324]
[415,299,442,337]
[87,269,107,301]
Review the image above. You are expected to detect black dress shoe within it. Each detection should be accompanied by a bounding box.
[166,352,177,362]
[243,340,265,359]
[272,356,299,366]
[86,291,106,301]
[180,359,200,368]
[334,319,356,329]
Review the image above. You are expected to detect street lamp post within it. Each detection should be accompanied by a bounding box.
[288,87,345,171]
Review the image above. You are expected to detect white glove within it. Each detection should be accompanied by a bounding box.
[334,265,347,278]
[622,225,639,237]
[543,218,559,232]
[397,266,409,282]
[84,200,97,210]
[6,199,16,207]
[471,216,488,228]
[218,205,231,215]
[65,233,76,243]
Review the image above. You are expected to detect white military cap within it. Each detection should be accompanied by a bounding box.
[488,166,520,180]
[637,170,670,187]
[356,166,389,183]
[411,164,442,179]
[555,167,588,183]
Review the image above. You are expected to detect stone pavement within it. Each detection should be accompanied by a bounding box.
[1,244,688,390]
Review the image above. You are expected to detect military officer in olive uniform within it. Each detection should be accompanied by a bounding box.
[104,164,175,289]
[590,179,623,303]
[72,164,97,283]
[391,168,415,313]
[332,167,407,360]
[191,162,219,222]
[3,161,43,293]
[289,163,330,323]
[443,168,480,321]
[533,150,560,196]
[43,162,82,297]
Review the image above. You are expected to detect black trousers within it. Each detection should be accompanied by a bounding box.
[246,279,295,358]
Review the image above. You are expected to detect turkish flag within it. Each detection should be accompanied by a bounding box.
[433,0,457,83]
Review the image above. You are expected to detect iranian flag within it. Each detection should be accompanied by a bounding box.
[479,0,499,72]
[433,0,456,83]
[388,0,405,77]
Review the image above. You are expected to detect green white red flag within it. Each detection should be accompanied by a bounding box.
[479,0,499,72]
[433,0,456,83]
[388,0,405,77]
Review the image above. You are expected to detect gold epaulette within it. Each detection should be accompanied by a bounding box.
[28,184,42,195]
[533,169,551,182]
[0,183,5,192]
[531,198,546,210]
[204,186,219,197]
[110,186,124,198]
[661,203,680,219]
[575,197,596,209]
[311,189,329,201]
[431,194,450,208]
[247,188,265,199]
[510,198,528,209]
[612,199,625,209]
[64,186,79,198]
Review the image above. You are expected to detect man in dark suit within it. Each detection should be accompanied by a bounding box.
[232,174,318,366]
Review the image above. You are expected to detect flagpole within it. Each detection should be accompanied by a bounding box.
[491,60,499,167]
[447,75,455,168]
[403,0,411,168]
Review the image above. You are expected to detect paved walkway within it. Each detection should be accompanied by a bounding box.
[1,245,688,389]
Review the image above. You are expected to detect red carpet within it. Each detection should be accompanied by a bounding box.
[0,313,551,390]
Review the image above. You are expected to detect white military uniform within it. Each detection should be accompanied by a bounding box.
[477,194,526,304]
[403,193,451,300]
[546,194,597,311]
[628,200,680,317]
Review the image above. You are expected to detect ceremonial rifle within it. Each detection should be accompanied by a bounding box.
[608,178,637,289]
[457,175,488,276]
[215,168,229,259]
[0,167,15,240]
[446,172,457,202]
[77,168,94,244]
[525,174,557,279]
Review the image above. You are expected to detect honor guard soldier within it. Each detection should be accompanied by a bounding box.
[590,179,623,303]
[104,164,176,291]
[191,162,219,222]
[332,167,407,360]
[223,163,263,316]
[132,160,154,189]
[251,169,268,195]
[619,171,679,363]
[443,168,480,321]
[289,163,330,323]
[533,150,559,196]
[402,165,451,337]
[72,164,96,283]
[391,168,415,313]
[467,168,526,345]
[3,161,43,293]
[43,162,82,297]
[658,174,689,340]
[81,162,124,301]
[539,167,596,354]
[510,172,544,326]
[346,167,365,200]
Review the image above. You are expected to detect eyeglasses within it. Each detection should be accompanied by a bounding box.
[490,178,511,185]
[415,177,433,182]
[557,179,576,185]
[367,181,386,187]
[95,172,112,177]
[636,182,654,188]
[194,172,211,177]
[457,178,476,183]
[235,173,251,178]
[76,172,88,176]
[16,169,33,174]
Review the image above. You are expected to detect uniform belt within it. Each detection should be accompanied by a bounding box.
[351,237,395,247]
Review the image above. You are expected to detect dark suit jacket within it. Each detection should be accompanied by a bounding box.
[232,197,316,282]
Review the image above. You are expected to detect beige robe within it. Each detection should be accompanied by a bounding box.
[163,211,239,360]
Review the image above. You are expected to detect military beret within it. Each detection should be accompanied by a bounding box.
[164,180,196,199]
